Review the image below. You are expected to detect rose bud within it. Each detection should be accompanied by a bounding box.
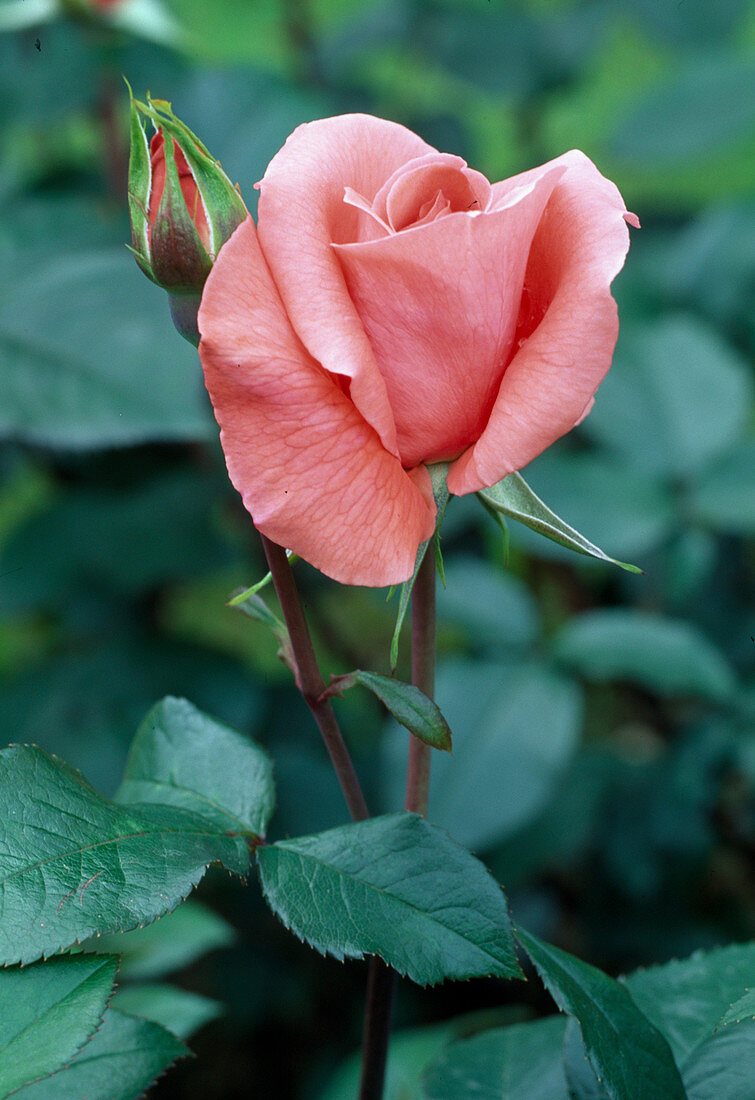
[128,91,247,344]
[198,114,639,586]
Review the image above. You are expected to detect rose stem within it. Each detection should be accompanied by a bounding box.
[360,547,437,1099]
[260,534,369,823]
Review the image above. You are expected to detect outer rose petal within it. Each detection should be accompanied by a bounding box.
[257,115,435,456]
[448,152,636,496]
[198,218,436,587]
[335,165,565,469]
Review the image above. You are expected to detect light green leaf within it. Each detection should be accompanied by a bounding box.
[478,472,641,572]
[690,441,755,535]
[0,744,253,966]
[0,249,211,450]
[113,983,222,1040]
[623,942,755,1064]
[115,696,275,838]
[552,610,736,702]
[582,317,752,479]
[11,1008,187,1099]
[326,671,452,752]
[717,989,755,1029]
[421,1016,570,1099]
[89,900,235,981]
[258,812,522,987]
[517,928,686,1100]
[0,954,118,1097]
[682,1018,755,1100]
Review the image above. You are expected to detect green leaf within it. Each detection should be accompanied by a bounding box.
[622,942,755,1064]
[326,671,452,752]
[257,812,522,986]
[380,661,581,851]
[10,1008,187,1100]
[516,928,686,1100]
[89,900,235,981]
[0,248,212,450]
[113,983,222,1040]
[0,954,118,1097]
[552,610,736,702]
[477,472,642,572]
[115,696,275,838]
[421,1016,570,1099]
[582,317,752,479]
[682,1018,755,1100]
[562,1017,609,1099]
[717,989,755,1029]
[691,441,755,535]
[321,1021,457,1100]
[436,557,540,651]
[0,745,252,966]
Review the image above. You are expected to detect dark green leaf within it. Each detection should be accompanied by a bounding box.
[257,813,522,986]
[0,745,252,966]
[321,1021,456,1100]
[478,472,641,572]
[381,661,581,851]
[115,696,275,837]
[0,954,118,1097]
[552,610,736,701]
[623,942,755,1063]
[421,1016,570,1099]
[516,928,686,1100]
[11,1008,188,1100]
[563,1017,610,1099]
[436,557,540,651]
[113,983,222,1040]
[327,671,452,753]
[89,900,235,981]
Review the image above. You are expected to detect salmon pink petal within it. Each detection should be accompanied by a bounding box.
[334,165,565,470]
[256,114,435,456]
[198,218,436,587]
[448,152,636,496]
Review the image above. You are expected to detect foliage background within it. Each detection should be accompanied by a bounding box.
[0,0,753,1096]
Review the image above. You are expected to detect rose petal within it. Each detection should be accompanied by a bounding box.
[334,165,565,469]
[198,217,436,586]
[256,114,435,456]
[448,151,636,496]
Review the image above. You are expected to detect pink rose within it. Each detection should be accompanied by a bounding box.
[198,114,637,586]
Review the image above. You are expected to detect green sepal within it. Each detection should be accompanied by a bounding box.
[126,82,153,278]
[390,463,450,670]
[133,94,247,260]
[478,471,643,573]
[149,127,213,291]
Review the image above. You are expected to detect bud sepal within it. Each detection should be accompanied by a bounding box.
[127,88,247,300]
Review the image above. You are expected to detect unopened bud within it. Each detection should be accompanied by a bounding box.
[127,88,247,344]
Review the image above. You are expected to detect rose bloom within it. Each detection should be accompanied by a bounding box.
[198,114,638,587]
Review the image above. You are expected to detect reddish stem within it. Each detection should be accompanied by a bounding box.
[260,535,369,822]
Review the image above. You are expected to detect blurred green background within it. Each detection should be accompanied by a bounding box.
[1,0,753,1096]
